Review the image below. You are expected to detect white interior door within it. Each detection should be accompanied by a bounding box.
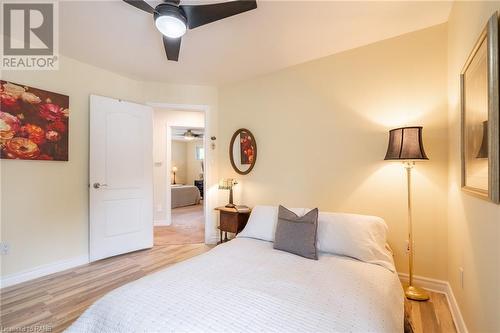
[89,95,153,262]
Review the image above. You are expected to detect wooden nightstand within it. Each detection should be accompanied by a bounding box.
[215,206,251,243]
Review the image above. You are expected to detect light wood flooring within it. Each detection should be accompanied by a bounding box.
[1,241,457,333]
[155,203,204,245]
[405,291,457,333]
[0,243,211,332]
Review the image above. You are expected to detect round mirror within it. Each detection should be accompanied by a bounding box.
[229,128,257,175]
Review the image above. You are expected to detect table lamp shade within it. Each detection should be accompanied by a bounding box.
[218,178,237,190]
[384,126,428,160]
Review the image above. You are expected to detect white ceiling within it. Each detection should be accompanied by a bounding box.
[60,1,452,85]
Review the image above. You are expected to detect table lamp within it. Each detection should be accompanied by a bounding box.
[384,126,429,301]
[219,178,238,208]
[172,166,178,185]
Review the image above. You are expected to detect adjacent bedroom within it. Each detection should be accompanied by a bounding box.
[1,1,499,333]
[153,108,207,246]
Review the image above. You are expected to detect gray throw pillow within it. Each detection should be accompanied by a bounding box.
[273,205,319,260]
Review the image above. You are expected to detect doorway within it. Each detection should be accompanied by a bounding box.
[155,126,205,245]
[151,106,209,246]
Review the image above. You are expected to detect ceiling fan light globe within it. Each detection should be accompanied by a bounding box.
[155,15,187,38]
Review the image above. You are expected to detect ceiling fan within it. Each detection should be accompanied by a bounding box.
[183,129,203,140]
[123,0,257,61]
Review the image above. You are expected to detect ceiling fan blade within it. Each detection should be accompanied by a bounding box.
[180,0,257,29]
[163,36,181,61]
[123,0,155,14]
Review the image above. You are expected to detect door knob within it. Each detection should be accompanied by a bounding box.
[93,183,108,189]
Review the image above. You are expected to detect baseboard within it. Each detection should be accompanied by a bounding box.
[1,255,89,289]
[206,234,219,245]
[154,219,171,226]
[398,273,468,333]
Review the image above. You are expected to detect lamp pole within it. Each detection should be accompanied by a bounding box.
[404,161,429,301]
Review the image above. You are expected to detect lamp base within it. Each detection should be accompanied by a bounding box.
[404,285,430,301]
[225,203,236,208]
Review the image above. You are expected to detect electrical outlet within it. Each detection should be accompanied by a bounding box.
[459,267,464,289]
[0,242,10,255]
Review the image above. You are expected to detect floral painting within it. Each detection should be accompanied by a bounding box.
[0,80,69,161]
[240,131,255,165]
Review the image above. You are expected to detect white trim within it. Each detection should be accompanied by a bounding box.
[1,255,89,289]
[398,272,447,293]
[399,273,468,333]
[147,102,209,113]
[154,219,171,226]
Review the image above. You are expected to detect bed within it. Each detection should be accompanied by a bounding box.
[67,206,404,333]
[171,184,201,208]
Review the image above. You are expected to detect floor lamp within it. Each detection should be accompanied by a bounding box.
[384,126,429,301]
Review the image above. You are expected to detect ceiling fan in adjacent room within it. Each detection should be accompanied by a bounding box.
[183,129,203,140]
[123,0,257,61]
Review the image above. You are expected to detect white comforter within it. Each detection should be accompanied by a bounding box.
[67,238,404,333]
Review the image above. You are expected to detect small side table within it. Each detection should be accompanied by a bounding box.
[215,206,251,243]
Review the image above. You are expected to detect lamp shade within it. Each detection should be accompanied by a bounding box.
[172,166,178,172]
[218,178,237,190]
[384,126,428,160]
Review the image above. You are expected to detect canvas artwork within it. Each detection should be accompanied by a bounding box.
[240,131,255,165]
[0,80,69,161]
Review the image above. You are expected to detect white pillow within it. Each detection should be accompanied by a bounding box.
[237,205,308,242]
[317,212,395,272]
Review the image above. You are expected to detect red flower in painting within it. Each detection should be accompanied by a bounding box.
[45,130,60,142]
[38,103,65,121]
[47,120,67,133]
[20,124,45,145]
[0,92,20,112]
[3,137,40,159]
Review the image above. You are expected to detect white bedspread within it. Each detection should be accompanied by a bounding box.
[67,238,404,333]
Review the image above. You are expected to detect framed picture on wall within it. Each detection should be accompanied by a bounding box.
[0,80,69,161]
[460,12,500,203]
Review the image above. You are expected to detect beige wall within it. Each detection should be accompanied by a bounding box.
[172,141,188,185]
[447,2,500,331]
[218,24,449,280]
[1,55,218,278]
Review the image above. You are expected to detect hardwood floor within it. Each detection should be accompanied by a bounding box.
[405,292,457,333]
[1,241,457,333]
[155,203,204,245]
[0,243,211,332]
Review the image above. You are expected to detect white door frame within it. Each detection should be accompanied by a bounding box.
[148,102,215,244]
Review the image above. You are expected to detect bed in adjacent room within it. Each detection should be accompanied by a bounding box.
[171,184,201,208]
[67,206,404,333]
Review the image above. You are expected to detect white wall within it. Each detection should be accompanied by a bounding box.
[218,24,449,280]
[1,55,218,279]
[447,2,500,331]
